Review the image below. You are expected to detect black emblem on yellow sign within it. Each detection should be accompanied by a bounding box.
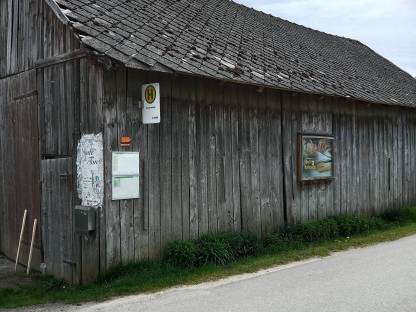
[144,85,157,104]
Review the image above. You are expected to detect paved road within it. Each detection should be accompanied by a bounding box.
[10,235,416,312]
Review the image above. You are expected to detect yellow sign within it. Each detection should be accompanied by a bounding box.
[144,85,157,104]
[142,83,160,124]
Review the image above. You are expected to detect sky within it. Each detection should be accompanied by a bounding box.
[234,0,416,77]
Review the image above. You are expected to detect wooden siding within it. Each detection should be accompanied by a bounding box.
[0,0,85,276]
[102,68,289,268]
[37,57,104,283]
[0,0,79,79]
[282,96,416,223]
[41,158,74,283]
[0,70,41,268]
[101,68,416,269]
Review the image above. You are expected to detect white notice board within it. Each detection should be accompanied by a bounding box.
[112,176,140,200]
[112,152,140,176]
[112,152,140,200]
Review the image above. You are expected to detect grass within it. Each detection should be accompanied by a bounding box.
[2,214,416,309]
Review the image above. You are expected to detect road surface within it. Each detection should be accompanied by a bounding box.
[10,234,416,312]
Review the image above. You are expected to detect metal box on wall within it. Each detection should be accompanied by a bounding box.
[74,206,96,233]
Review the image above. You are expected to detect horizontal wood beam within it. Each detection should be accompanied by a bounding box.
[35,49,88,69]
[13,90,38,101]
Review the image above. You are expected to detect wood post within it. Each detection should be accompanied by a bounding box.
[26,219,37,275]
[15,209,27,272]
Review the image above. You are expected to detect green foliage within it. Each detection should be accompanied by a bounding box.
[165,240,198,267]
[265,209,416,251]
[219,232,260,258]
[164,232,260,268]
[332,215,371,236]
[380,207,416,224]
[196,234,234,265]
[163,208,416,268]
[299,218,339,242]
[264,232,297,253]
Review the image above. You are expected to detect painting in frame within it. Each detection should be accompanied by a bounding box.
[298,133,334,182]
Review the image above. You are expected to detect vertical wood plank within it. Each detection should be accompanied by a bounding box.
[103,69,121,268]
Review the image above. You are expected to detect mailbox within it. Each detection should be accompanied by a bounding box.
[74,206,96,233]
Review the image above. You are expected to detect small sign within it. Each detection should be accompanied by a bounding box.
[142,83,160,124]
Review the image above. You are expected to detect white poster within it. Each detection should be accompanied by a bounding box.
[76,133,104,208]
[142,83,160,124]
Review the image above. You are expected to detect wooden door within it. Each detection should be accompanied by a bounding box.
[41,158,74,282]
[0,70,41,269]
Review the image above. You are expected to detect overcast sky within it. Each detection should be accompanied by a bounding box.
[235,0,416,77]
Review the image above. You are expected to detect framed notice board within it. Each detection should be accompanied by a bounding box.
[298,134,334,182]
[112,152,140,200]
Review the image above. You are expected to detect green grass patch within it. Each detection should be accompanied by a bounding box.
[2,207,416,309]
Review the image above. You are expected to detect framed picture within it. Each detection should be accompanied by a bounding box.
[298,133,334,182]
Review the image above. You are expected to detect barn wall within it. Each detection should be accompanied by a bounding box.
[0,0,103,283]
[0,54,104,282]
[282,95,416,223]
[36,56,104,284]
[0,70,41,269]
[102,67,416,269]
[102,68,285,268]
[0,0,80,79]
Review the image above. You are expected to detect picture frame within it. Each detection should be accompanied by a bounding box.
[297,133,335,182]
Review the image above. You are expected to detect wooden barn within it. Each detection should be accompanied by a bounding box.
[1,0,416,284]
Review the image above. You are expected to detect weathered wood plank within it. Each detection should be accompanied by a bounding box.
[229,85,241,232]
[222,89,234,232]
[188,78,199,239]
[103,69,121,268]
[116,67,135,264]
[180,79,191,240]
[196,80,209,235]
[160,76,173,251]
[207,93,218,233]
[171,79,184,240]
[269,92,284,229]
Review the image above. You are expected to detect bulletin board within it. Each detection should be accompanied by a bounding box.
[298,134,334,182]
[112,152,140,200]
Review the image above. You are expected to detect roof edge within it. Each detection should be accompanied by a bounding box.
[45,0,70,25]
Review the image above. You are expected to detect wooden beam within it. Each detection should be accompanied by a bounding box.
[34,49,88,69]
[13,90,37,101]
[44,0,70,25]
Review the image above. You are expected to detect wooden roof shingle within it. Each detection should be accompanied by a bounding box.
[55,0,416,107]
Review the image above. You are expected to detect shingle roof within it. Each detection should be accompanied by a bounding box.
[55,0,416,107]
